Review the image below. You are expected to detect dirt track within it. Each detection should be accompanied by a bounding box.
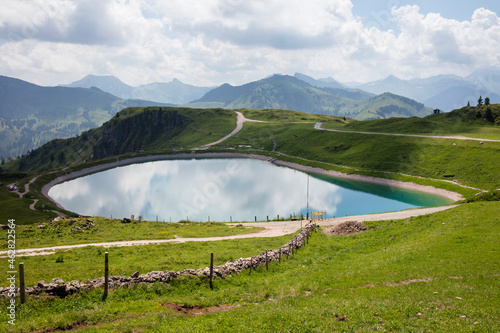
[314,123,500,142]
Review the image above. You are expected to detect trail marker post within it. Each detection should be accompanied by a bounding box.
[103,252,109,299]
[19,263,25,304]
[209,253,214,290]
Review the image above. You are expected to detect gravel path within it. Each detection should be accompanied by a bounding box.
[1,205,460,257]
[196,111,263,149]
[314,123,500,142]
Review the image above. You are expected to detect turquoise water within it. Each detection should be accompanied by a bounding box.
[48,158,452,222]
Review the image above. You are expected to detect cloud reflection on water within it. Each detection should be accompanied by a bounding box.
[49,158,440,221]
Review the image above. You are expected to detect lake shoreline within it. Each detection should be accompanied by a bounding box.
[42,152,464,213]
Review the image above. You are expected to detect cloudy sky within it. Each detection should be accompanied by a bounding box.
[0,0,499,87]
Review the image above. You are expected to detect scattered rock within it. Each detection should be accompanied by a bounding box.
[131,271,140,278]
[71,226,83,233]
[121,218,131,223]
[50,278,64,285]
[84,220,95,230]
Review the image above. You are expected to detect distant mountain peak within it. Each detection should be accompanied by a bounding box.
[293,72,344,89]
[383,75,402,82]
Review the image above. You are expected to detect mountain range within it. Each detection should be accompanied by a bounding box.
[66,69,500,112]
[188,74,430,119]
[347,68,500,111]
[1,67,499,159]
[63,75,212,104]
[0,75,172,159]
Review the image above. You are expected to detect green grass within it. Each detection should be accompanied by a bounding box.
[1,201,498,332]
[0,218,263,250]
[1,107,498,331]
[0,232,288,287]
[325,105,500,140]
[239,108,351,124]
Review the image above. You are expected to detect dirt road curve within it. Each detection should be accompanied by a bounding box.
[196,112,263,149]
[2,205,459,257]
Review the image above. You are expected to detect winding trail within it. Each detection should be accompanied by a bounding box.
[7,175,39,199]
[1,205,460,257]
[8,175,66,217]
[314,123,500,142]
[195,111,264,149]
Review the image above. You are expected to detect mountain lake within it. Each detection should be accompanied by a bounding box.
[48,158,453,222]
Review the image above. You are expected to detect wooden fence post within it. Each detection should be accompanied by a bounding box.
[103,252,109,299]
[209,253,214,290]
[19,263,25,304]
[265,250,268,270]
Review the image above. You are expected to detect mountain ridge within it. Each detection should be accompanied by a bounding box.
[63,75,212,104]
[189,74,431,120]
[346,68,500,111]
[0,75,172,159]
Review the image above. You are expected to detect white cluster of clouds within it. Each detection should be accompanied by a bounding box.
[0,0,499,86]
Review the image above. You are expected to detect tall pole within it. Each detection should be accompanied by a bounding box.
[306,174,309,220]
[209,253,214,290]
[103,252,109,300]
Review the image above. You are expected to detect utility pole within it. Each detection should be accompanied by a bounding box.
[306,173,309,220]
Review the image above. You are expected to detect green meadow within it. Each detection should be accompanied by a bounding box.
[0,106,499,332]
[0,201,498,332]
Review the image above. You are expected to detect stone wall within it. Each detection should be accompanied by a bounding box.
[1,223,316,299]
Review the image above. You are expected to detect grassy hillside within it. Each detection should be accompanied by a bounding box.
[333,104,500,139]
[0,106,498,332]
[4,107,236,173]
[0,201,498,332]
